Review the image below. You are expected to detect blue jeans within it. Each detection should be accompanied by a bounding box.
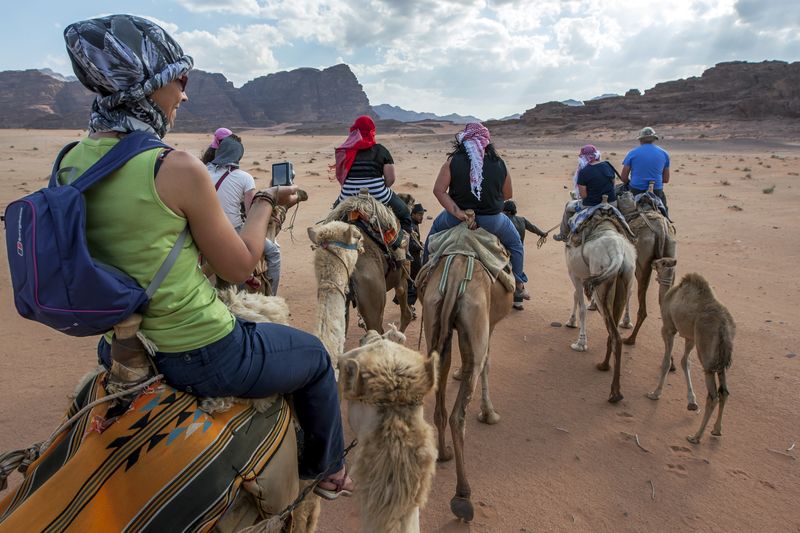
[98,319,344,479]
[423,210,528,284]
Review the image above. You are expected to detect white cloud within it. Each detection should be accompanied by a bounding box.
[165,0,799,116]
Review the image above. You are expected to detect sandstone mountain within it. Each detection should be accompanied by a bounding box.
[0,64,373,131]
[508,61,800,134]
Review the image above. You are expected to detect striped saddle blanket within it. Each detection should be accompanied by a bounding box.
[0,372,291,532]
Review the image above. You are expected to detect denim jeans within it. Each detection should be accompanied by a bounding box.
[98,319,344,479]
[423,210,528,284]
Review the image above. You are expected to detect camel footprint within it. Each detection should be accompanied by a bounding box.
[728,468,751,480]
[666,463,689,477]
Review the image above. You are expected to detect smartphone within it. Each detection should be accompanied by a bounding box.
[271,162,295,187]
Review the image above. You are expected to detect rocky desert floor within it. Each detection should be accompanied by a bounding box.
[0,128,798,532]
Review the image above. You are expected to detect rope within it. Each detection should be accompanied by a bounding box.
[536,222,561,249]
[238,439,359,533]
[0,374,163,491]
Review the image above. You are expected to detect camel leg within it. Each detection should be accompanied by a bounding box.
[587,297,598,311]
[603,287,624,403]
[711,371,729,437]
[687,372,719,444]
[566,288,579,328]
[477,350,500,425]
[623,266,651,345]
[435,337,454,462]
[449,352,478,522]
[570,278,588,351]
[647,325,677,400]
[394,268,413,333]
[620,298,633,329]
[681,339,699,410]
[358,287,386,334]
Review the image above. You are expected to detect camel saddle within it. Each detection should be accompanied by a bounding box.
[567,204,636,248]
[416,223,515,294]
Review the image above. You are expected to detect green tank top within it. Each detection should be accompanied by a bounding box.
[59,136,235,352]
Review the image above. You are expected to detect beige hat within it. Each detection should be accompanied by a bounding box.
[638,127,659,140]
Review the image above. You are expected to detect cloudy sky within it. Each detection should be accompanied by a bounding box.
[3,0,799,119]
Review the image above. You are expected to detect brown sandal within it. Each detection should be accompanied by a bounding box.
[313,466,354,501]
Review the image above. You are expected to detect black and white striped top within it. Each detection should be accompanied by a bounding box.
[338,144,394,204]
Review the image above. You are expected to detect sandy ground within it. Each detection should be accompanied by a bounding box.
[0,128,798,532]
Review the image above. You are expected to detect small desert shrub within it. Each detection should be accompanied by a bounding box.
[720,179,730,185]
[763,185,775,194]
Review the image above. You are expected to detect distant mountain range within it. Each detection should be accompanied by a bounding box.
[372,103,481,124]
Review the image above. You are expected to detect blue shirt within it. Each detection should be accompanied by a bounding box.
[622,143,670,190]
[577,161,617,207]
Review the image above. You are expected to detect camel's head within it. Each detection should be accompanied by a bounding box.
[395,192,416,212]
[338,341,438,418]
[308,221,364,273]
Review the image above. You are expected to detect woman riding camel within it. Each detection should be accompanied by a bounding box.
[334,115,414,241]
[62,14,351,499]
[554,144,618,241]
[426,122,531,300]
[200,127,233,164]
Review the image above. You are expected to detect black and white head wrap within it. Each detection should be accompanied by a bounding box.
[64,14,193,138]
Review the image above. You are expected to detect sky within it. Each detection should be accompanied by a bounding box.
[3,0,800,120]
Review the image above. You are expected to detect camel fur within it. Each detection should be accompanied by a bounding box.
[647,273,736,444]
[420,218,513,522]
[339,334,438,533]
[617,189,678,344]
[565,212,636,403]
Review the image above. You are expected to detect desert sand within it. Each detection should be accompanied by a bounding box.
[0,128,798,532]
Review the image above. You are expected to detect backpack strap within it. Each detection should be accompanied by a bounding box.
[607,161,623,180]
[145,226,189,298]
[214,170,232,191]
[49,141,80,188]
[55,132,170,193]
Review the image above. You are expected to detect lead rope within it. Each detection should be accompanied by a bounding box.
[238,439,359,533]
[536,222,561,249]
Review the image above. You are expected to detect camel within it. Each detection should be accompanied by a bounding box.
[616,185,678,345]
[0,290,304,533]
[324,191,413,335]
[646,273,736,444]
[338,331,438,533]
[565,203,636,403]
[419,212,513,522]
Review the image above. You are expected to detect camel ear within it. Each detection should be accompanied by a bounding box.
[653,258,677,270]
[307,226,319,244]
[340,359,362,396]
[425,352,439,392]
[346,225,360,244]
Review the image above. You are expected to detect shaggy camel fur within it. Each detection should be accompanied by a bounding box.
[308,222,364,372]
[647,273,736,444]
[616,189,678,344]
[326,193,413,334]
[566,212,636,403]
[420,221,513,522]
[339,334,438,533]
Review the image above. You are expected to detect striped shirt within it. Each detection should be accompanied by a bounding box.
[339,144,394,203]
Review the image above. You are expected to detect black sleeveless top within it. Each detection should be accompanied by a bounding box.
[448,151,507,215]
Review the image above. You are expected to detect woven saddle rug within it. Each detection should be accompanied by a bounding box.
[0,372,291,532]
[416,223,515,294]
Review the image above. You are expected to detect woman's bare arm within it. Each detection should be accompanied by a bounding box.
[433,160,467,221]
[383,163,396,187]
[503,172,513,200]
[155,151,296,282]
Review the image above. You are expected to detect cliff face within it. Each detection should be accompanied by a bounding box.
[237,64,374,124]
[0,64,373,131]
[517,61,800,130]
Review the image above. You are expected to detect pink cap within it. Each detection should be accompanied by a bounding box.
[210,127,233,149]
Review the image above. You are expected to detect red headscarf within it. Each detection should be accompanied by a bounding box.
[334,115,377,184]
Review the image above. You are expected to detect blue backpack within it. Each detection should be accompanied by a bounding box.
[4,132,188,336]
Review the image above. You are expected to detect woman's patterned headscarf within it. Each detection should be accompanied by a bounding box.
[457,122,492,200]
[572,144,601,194]
[64,14,193,138]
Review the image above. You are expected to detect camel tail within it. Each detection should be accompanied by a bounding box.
[583,249,624,299]
[432,263,462,355]
[710,321,735,373]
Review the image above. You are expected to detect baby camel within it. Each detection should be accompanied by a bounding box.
[647,273,736,444]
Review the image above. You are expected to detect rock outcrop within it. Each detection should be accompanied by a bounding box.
[0,64,373,131]
[515,61,800,132]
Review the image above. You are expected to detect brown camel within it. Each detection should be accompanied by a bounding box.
[419,213,513,522]
[565,205,636,403]
[339,331,438,533]
[646,273,736,444]
[325,192,413,334]
[616,186,677,345]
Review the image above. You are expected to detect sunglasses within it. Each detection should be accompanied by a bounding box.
[177,74,189,92]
